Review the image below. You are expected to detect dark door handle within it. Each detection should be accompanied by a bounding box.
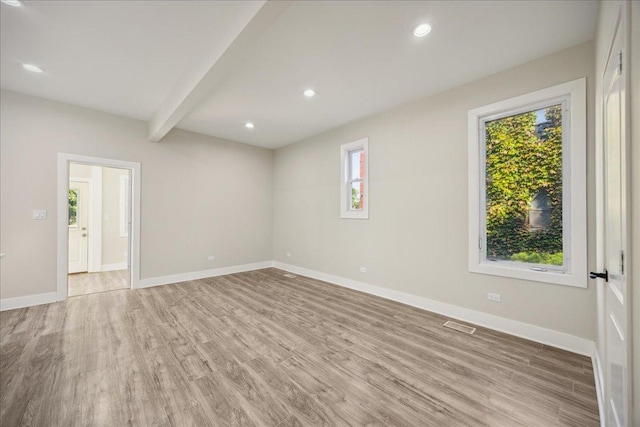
[589,270,608,281]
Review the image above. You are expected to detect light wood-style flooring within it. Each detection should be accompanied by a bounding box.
[67,269,129,297]
[0,268,599,426]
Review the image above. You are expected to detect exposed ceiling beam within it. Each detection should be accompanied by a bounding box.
[148,0,292,142]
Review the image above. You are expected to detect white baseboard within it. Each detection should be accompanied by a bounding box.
[0,292,57,312]
[136,261,274,289]
[273,261,596,357]
[100,262,128,272]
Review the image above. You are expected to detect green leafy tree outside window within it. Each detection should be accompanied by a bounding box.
[68,189,78,226]
[351,187,361,209]
[485,105,563,265]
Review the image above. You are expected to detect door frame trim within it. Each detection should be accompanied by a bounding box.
[57,153,141,301]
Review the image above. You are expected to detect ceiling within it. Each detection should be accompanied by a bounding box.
[1,1,598,149]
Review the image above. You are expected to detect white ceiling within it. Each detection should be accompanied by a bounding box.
[1,1,597,149]
[0,0,265,121]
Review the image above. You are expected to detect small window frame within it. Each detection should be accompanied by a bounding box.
[340,138,369,219]
[468,78,587,288]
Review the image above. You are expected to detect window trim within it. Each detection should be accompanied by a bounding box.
[340,138,369,219]
[467,78,587,288]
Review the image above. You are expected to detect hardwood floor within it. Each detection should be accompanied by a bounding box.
[0,268,599,426]
[67,269,129,297]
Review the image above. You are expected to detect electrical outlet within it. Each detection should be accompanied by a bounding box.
[286,252,292,257]
[487,293,501,302]
[360,267,367,273]
[32,210,47,220]
[207,256,215,261]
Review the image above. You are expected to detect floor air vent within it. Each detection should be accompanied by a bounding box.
[283,273,297,278]
[443,320,476,335]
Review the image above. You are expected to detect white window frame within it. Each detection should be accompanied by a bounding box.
[340,138,369,219]
[468,78,587,288]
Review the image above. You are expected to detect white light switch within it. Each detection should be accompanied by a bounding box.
[33,210,47,220]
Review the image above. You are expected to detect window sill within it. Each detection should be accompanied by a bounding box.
[341,211,369,219]
[469,262,587,288]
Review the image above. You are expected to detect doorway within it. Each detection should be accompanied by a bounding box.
[67,163,132,297]
[57,154,141,300]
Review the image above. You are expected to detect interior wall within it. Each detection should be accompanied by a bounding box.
[101,166,129,268]
[0,91,273,300]
[273,41,597,340]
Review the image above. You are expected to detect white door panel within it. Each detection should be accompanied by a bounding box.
[600,14,630,427]
[68,181,89,274]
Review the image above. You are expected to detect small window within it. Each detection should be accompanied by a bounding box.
[341,138,368,219]
[68,189,78,228]
[468,79,587,287]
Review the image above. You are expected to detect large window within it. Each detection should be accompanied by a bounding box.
[468,79,587,287]
[341,138,369,219]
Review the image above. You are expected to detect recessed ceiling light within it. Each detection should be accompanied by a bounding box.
[303,89,316,98]
[22,64,43,73]
[245,122,255,129]
[1,0,22,7]
[412,23,432,37]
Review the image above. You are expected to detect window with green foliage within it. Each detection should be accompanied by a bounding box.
[468,79,587,287]
[68,189,78,227]
[484,104,563,267]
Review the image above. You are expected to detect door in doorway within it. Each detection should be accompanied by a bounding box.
[601,16,630,427]
[68,181,89,274]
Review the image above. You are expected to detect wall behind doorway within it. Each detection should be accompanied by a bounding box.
[102,166,129,269]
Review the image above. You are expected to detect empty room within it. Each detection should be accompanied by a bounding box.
[0,1,638,426]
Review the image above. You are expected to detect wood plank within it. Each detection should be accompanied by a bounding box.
[0,268,599,426]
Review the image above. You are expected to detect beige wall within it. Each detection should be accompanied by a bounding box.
[101,166,129,267]
[0,91,273,299]
[273,42,597,340]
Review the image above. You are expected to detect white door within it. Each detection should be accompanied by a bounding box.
[68,181,89,274]
[599,16,630,427]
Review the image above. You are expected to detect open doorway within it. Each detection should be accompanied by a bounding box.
[57,153,140,301]
[67,163,132,297]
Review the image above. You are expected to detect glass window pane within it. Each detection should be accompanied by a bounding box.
[350,149,364,180]
[484,104,563,267]
[68,189,78,227]
[350,181,363,211]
